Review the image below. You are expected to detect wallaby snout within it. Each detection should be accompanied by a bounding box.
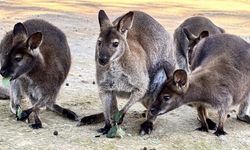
[0,67,10,78]
[98,51,111,66]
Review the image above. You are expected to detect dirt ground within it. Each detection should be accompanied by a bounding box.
[0,1,250,150]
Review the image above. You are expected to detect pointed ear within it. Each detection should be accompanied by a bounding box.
[173,69,187,88]
[183,28,196,41]
[117,11,134,34]
[98,10,112,31]
[13,22,27,36]
[198,31,209,39]
[27,32,43,50]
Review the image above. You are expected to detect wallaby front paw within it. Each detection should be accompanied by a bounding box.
[97,124,111,134]
[139,121,153,136]
[214,129,227,136]
[17,108,33,121]
[29,123,43,129]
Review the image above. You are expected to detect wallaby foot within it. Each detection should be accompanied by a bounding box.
[29,123,42,129]
[97,124,111,134]
[139,121,153,135]
[206,118,217,130]
[77,113,104,126]
[237,115,250,124]
[17,108,33,121]
[214,128,227,136]
[195,126,208,132]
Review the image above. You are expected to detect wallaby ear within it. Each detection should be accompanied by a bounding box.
[198,31,209,39]
[13,22,27,36]
[98,10,112,31]
[183,28,196,41]
[117,11,134,34]
[27,32,43,50]
[173,69,188,88]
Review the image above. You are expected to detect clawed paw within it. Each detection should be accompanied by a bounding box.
[29,123,43,129]
[139,121,153,136]
[214,129,227,136]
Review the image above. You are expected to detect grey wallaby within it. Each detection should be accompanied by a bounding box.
[77,10,175,135]
[149,33,250,136]
[174,16,224,71]
[0,19,78,129]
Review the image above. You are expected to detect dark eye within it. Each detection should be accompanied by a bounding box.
[97,40,102,46]
[14,55,23,62]
[112,42,119,47]
[163,95,171,101]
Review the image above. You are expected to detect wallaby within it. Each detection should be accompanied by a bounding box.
[0,19,78,129]
[174,16,224,72]
[0,86,9,99]
[149,33,250,136]
[77,10,175,135]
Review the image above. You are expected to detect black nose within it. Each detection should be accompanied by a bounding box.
[150,107,158,116]
[98,56,109,66]
[0,69,8,77]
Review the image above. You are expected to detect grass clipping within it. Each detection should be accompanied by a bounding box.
[106,111,125,138]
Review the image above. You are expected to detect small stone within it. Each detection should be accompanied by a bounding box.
[66,83,69,86]
[92,81,95,85]
[53,130,58,136]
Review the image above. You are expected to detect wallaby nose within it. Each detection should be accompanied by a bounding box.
[150,107,158,116]
[0,69,8,77]
[98,56,109,66]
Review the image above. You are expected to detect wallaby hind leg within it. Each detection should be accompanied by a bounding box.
[237,96,250,123]
[97,91,118,134]
[29,109,42,129]
[196,106,216,131]
[214,108,228,136]
[0,86,10,99]
[47,104,78,121]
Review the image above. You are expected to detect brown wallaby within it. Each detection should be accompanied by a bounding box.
[0,19,78,129]
[149,33,250,136]
[174,16,224,72]
[77,10,175,135]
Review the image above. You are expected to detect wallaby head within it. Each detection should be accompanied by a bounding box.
[96,10,134,66]
[183,28,209,64]
[0,22,43,80]
[149,69,188,116]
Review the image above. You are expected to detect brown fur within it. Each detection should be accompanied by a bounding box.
[150,34,250,136]
[0,19,78,129]
[174,16,224,71]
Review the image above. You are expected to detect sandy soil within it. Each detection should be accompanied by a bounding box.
[0,1,250,150]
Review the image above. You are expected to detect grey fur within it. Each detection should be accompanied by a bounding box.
[150,34,250,136]
[0,19,78,128]
[174,16,224,71]
[91,10,175,134]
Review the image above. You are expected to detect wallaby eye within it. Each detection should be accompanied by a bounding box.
[112,41,119,47]
[163,95,171,101]
[97,40,102,46]
[14,55,23,62]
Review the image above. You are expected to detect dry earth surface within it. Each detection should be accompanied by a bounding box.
[0,0,250,150]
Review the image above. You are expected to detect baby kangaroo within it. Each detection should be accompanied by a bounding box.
[149,33,250,136]
[0,19,78,128]
[78,10,175,134]
[174,16,224,71]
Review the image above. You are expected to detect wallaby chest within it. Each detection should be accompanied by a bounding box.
[98,63,135,93]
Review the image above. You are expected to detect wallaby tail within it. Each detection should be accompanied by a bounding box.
[0,86,10,99]
[76,112,104,126]
[48,104,78,121]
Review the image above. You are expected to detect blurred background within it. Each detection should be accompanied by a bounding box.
[0,0,250,35]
